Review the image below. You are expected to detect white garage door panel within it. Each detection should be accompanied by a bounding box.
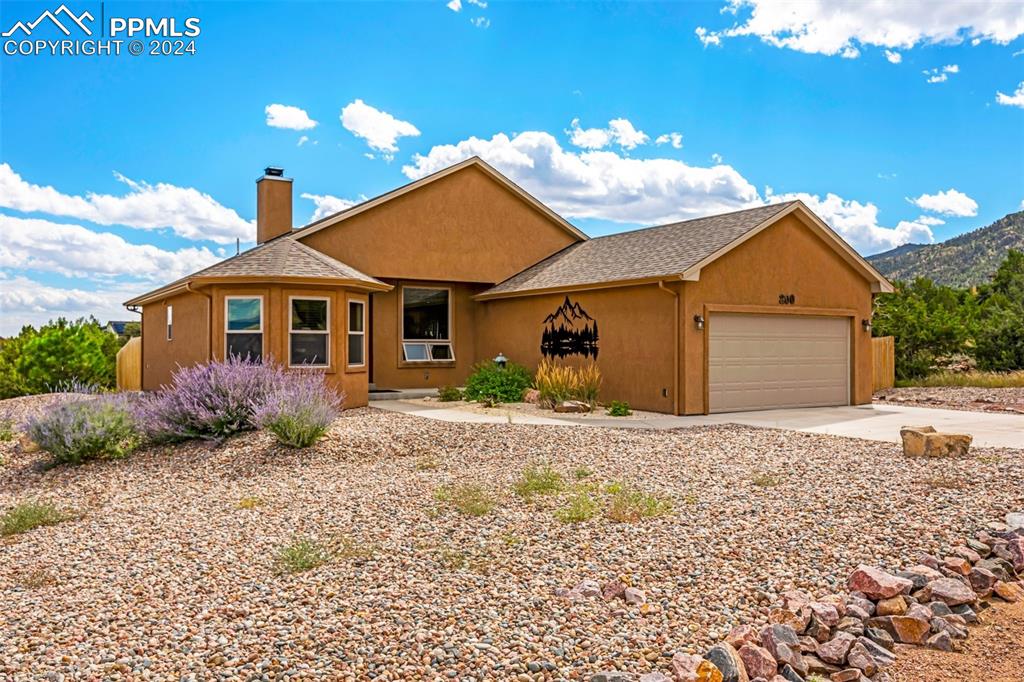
[709,314,849,413]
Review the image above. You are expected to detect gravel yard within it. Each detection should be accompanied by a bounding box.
[875,386,1024,414]
[2,395,1022,680]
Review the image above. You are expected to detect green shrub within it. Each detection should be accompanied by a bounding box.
[606,400,632,416]
[463,360,532,404]
[513,464,564,500]
[605,484,672,523]
[1,501,66,536]
[437,385,463,402]
[555,491,600,523]
[26,396,140,465]
[535,358,602,407]
[254,372,342,448]
[434,483,496,516]
[2,318,121,397]
[276,537,331,574]
[0,416,14,442]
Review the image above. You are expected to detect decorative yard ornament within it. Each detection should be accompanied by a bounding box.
[494,352,508,368]
[540,295,599,359]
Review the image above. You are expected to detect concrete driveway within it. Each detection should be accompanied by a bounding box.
[371,400,1024,449]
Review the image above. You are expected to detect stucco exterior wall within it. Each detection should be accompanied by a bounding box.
[298,165,581,284]
[680,213,874,414]
[141,291,210,391]
[475,285,679,413]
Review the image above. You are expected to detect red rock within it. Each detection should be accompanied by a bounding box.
[847,566,912,600]
[993,580,1023,602]
[738,644,777,680]
[726,625,761,649]
[927,578,977,606]
[942,556,971,576]
[601,581,626,601]
[815,632,855,665]
[968,566,999,595]
[1008,538,1024,571]
[830,669,866,682]
[671,653,724,682]
[927,631,953,651]
[768,608,808,633]
[624,587,646,605]
[760,624,803,674]
[818,594,847,618]
[809,603,840,627]
[845,642,877,676]
[874,596,906,617]
[905,603,932,622]
[779,589,813,611]
[903,564,943,580]
[864,616,931,645]
[953,545,981,564]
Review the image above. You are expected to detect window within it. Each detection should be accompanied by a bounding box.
[401,287,454,362]
[166,305,173,340]
[225,296,263,362]
[347,300,365,367]
[289,297,329,367]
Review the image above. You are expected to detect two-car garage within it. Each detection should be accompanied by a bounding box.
[707,313,851,413]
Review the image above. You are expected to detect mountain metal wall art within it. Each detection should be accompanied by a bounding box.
[541,295,599,359]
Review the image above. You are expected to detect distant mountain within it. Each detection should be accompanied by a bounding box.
[868,210,1024,288]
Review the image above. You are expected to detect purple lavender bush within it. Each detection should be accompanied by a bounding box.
[136,356,283,443]
[253,371,343,448]
[26,394,141,464]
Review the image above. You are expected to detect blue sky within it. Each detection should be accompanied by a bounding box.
[1,0,1023,334]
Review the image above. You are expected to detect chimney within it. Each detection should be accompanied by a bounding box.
[256,166,292,244]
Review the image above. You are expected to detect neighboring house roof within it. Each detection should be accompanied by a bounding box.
[478,201,893,299]
[124,238,388,306]
[287,156,589,244]
[105,321,132,334]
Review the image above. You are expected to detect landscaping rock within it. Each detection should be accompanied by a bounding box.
[926,631,954,651]
[864,616,930,645]
[829,669,866,682]
[845,642,877,677]
[705,643,748,682]
[572,579,602,598]
[993,580,1023,602]
[592,673,638,682]
[846,595,875,617]
[836,617,864,637]
[1009,538,1024,571]
[976,557,1015,581]
[927,578,977,606]
[953,545,981,564]
[601,580,626,601]
[816,632,855,665]
[1006,512,1024,530]
[671,653,723,682]
[966,537,991,557]
[727,625,761,650]
[854,637,895,668]
[640,674,672,682]
[930,617,967,640]
[950,604,979,623]
[942,556,971,576]
[874,596,906,617]
[769,607,809,633]
[899,426,972,457]
[624,587,646,605]
[847,566,913,600]
[554,400,591,413]
[862,628,895,652]
[968,566,999,595]
[803,654,841,677]
[738,644,777,680]
[809,602,840,627]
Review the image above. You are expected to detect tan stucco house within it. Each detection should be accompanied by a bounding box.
[124,158,893,414]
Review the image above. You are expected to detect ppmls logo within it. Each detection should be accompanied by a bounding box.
[2,4,94,37]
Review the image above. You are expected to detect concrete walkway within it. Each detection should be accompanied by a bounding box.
[370,400,1024,448]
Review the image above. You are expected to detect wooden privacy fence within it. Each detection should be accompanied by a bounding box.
[871,336,895,391]
[116,337,141,391]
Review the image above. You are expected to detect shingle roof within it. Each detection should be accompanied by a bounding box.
[481,202,797,297]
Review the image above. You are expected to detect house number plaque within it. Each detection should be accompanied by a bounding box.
[778,293,796,305]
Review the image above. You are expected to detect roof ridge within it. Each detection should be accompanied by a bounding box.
[585,201,797,243]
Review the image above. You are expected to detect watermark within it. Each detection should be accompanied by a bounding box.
[2,3,201,57]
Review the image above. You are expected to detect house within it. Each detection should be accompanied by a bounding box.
[124,158,893,414]
[105,320,133,335]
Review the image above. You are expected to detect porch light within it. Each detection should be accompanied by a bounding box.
[693,314,705,331]
[862,318,872,332]
[494,352,508,369]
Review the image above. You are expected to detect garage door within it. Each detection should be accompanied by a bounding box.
[708,314,849,413]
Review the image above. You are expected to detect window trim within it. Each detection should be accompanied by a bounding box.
[288,295,331,368]
[346,297,367,369]
[400,285,455,365]
[224,295,264,361]
[166,304,173,341]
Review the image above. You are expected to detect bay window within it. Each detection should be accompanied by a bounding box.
[289,297,329,367]
[225,296,263,361]
[401,287,454,362]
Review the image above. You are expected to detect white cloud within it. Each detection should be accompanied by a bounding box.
[915,215,946,226]
[711,152,724,164]
[340,99,421,158]
[0,274,139,336]
[996,81,1024,107]
[446,0,461,11]
[403,130,761,224]
[297,135,309,147]
[696,1,1024,57]
[301,192,361,222]
[264,104,318,131]
[884,50,902,63]
[0,163,253,244]
[923,64,959,83]
[909,188,979,217]
[766,190,936,253]
[470,16,490,28]
[655,132,683,149]
[0,215,220,282]
[467,0,487,6]
[567,118,649,150]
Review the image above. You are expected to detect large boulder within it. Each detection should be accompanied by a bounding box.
[737,644,777,680]
[900,426,972,457]
[815,632,855,665]
[864,616,931,645]
[927,578,977,606]
[705,643,749,682]
[993,580,1023,602]
[671,653,724,682]
[847,566,913,600]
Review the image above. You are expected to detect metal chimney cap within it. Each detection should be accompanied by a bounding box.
[264,166,285,177]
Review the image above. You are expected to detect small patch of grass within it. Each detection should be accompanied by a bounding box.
[605,484,672,523]
[513,463,564,500]
[1,501,66,536]
[751,472,781,488]
[434,483,497,517]
[330,534,377,560]
[437,385,463,402]
[415,456,440,471]
[275,537,331,575]
[434,547,468,570]
[606,400,632,417]
[923,475,967,490]
[499,532,523,546]
[898,370,1024,388]
[555,490,600,523]
[237,496,264,510]
[976,454,1002,464]
[682,492,699,506]
[17,568,56,588]
[573,467,592,480]
[0,417,15,442]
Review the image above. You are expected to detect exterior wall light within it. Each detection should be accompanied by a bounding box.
[693,314,705,331]
[494,352,508,368]
[861,318,872,332]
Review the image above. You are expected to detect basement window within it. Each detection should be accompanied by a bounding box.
[166,305,173,341]
[401,287,454,362]
[225,296,263,362]
[289,297,329,367]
